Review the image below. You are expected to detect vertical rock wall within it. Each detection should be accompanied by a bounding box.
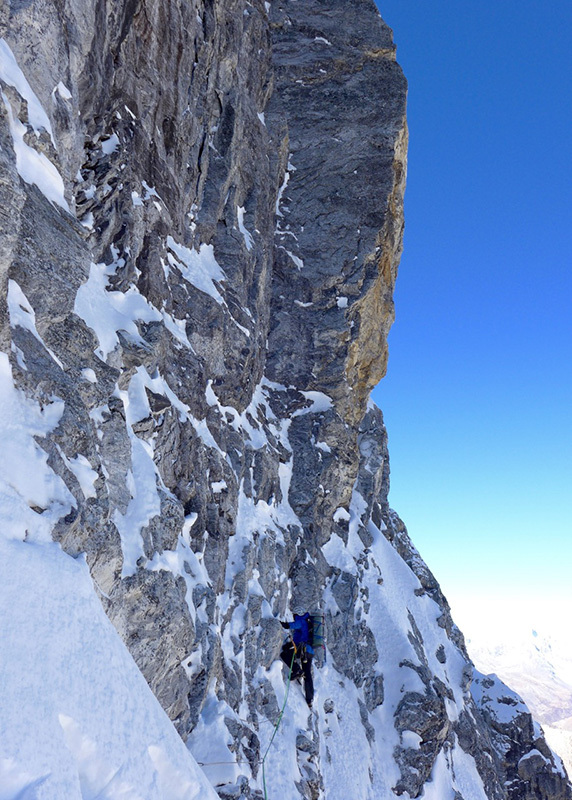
[0,1,569,798]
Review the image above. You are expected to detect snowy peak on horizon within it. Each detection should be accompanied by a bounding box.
[466,622,572,781]
[468,625,572,726]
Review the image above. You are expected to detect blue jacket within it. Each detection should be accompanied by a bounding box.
[288,613,314,654]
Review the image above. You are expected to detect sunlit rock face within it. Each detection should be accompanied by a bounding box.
[1,1,570,798]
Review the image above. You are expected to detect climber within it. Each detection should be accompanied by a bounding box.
[279,612,314,707]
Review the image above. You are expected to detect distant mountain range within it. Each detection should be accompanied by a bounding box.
[467,626,572,774]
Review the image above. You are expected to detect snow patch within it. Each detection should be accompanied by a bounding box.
[1,91,68,210]
[166,236,226,304]
[74,261,162,360]
[0,38,54,138]
[237,206,254,251]
[7,279,64,368]
[0,352,73,543]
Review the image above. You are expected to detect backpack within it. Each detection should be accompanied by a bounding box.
[310,612,326,661]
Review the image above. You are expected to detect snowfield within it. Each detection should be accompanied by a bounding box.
[0,354,217,800]
[0,536,219,800]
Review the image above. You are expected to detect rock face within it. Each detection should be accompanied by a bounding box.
[0,1,569,799]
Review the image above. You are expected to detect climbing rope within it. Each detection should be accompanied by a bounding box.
[261,644,296,800]
[195,641,297,799]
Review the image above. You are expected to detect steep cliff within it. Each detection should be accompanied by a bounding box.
[0,1,569,798]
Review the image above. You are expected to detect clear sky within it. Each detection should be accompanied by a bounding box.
[371,0,572,633]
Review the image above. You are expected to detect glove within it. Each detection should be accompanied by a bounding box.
[280,621,290,629]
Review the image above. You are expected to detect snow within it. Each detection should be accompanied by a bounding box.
[0,352,74,543]
[275,166,291,217]
[333,507,350,523]
[0,536,218,800]
[187,693,242,788]
[113,372,165,576]
[471,671,529,725]
[166,236,226,304]
[74,261,162,360]
[0,40,70,210]
[52,81,72,101]
[57,449,98,500]
[7,279,64,368]
[292,391,333,417]
[318,481,481,797]
[237,206,254,251]
[1,90,69,210]
[285,250,304,270]
[102,133,120,154]
[0,343,216,797]
[336,296,348,309]
[421,739,488,800]
[0,39,54,138]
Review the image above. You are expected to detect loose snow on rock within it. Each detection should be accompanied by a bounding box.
[166,236,226,304]
[0,352,73,543]
[0,38,54,138]
[74,262,162,360]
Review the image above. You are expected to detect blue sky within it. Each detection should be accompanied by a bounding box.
[371,0,572,629]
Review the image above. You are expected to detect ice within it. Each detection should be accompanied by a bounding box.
[166,236,226,304]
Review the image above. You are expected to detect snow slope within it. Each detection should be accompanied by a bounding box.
[0,355,217,800]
